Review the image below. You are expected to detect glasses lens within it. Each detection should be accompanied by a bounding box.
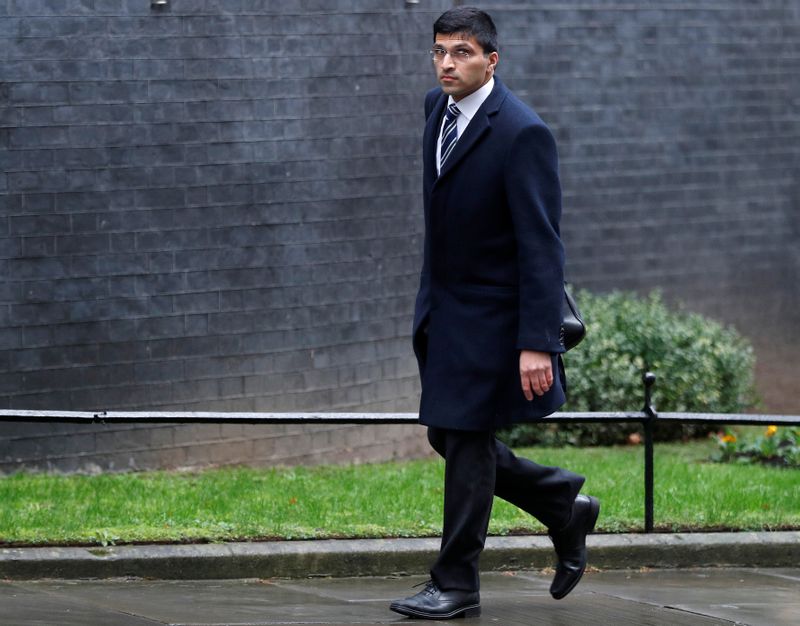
[430,48,471,63]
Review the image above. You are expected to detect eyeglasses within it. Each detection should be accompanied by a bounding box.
[429,46,483,64]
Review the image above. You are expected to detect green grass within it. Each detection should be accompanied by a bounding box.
[0,440,797,546]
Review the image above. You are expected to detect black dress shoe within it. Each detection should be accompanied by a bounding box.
[390,580,481,620]
[548,494,600,600]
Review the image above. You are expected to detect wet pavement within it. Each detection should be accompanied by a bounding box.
[1,567,798,625]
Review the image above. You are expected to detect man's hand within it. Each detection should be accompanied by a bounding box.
[520,350,553,400]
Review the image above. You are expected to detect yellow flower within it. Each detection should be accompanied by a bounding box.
[721,434,736,444]
[765,425,778,437]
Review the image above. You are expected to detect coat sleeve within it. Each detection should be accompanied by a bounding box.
[417,89,442,305]
[413,89,442,345]
[418,91,436,286]
[504,124,566,354]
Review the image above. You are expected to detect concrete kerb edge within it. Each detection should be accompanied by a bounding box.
[1,532,798,580]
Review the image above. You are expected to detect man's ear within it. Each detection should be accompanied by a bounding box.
[488,51,499,71]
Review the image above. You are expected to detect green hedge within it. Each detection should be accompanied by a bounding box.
[500,290,758,447]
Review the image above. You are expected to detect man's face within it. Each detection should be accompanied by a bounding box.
[432,33,498,101]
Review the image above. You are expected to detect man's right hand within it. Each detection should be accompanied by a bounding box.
[519,349,553,400]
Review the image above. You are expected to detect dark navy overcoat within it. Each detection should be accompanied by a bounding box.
[413,77,567,432]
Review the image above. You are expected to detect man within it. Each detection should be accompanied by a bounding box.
[390,7,599,620]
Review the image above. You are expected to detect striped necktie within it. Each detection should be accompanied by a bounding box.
[439,103,460,170]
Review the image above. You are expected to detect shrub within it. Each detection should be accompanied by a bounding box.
[500,290,758,447]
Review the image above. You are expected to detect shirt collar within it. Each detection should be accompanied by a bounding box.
[448,77,495,122]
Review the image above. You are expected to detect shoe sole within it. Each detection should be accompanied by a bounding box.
[389,602,481,619]
[551,495,600,600]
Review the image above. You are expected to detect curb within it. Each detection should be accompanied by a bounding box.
[1,532,798,580]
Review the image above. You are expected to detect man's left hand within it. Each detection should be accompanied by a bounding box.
[520,350,553,400]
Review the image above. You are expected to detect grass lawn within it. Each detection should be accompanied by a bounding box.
[0,440,797,547]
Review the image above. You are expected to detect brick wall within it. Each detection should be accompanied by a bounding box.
[1,0,798,472]
[0,0,451,472]
[0,420,429,474]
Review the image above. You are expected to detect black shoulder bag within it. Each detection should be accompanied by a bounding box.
[561,286,586,351]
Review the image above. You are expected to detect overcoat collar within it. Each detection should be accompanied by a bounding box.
[423,76,509,185]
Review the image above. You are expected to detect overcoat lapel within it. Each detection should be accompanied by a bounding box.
[436,114,488,182]
[434,78,509,185]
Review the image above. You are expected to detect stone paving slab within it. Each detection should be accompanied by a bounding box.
[1,569,797,625]
[580,568,800,626]
[0,581,161,625]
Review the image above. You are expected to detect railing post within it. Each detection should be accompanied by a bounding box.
[642,372,657,533]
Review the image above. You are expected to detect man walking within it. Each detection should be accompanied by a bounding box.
[390,7,599,620]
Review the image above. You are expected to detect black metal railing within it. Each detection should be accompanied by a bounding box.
[547,373,800,531]
[2,372,799,532]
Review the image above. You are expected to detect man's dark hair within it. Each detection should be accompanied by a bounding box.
[433,7,498,54]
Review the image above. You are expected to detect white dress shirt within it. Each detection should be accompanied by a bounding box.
[436,77,495,175]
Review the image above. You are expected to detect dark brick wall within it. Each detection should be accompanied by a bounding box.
[0,0,450,471]
[0,0,446,415]
[1,0,798,472]
[0,420,431,474]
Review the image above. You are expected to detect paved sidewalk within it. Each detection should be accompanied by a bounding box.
[2,568,798,625]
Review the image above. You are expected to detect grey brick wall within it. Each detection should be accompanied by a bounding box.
[0,420,431,474]
[1,0,798,472]
[0,0,450,472]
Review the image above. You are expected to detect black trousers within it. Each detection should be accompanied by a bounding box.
[427,426,585,592]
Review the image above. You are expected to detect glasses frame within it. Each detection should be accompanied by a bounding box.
[429,45,487,64]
